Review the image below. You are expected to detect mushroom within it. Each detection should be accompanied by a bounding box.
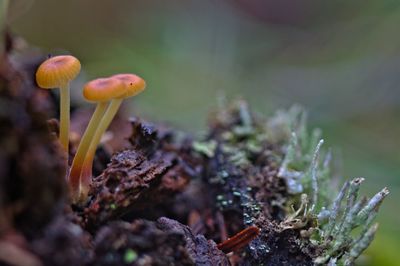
[76,73,146,203]
[68,77,126,202]
[36,55,81,153]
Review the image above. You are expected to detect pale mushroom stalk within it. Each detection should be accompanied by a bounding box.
[68,101,108,195]
[59,83,70,151]
[78,99,123,199]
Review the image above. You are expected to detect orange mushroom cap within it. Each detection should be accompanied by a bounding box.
[36,55,81,88]
[83,77,126,102]
[111,73,146,98]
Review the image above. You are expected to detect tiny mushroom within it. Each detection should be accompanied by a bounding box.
[77,73,146,202]
[36,55,81,153]
[68,77,126,203]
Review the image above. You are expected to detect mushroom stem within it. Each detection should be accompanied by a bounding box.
[59,83,70,152]
[68,101,108,198]
[75,99,123,203]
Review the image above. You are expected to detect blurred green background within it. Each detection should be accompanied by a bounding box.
[9,0,400,264]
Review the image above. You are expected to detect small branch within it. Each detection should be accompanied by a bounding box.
[217,226,260,254]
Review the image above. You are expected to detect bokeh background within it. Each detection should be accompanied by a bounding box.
[9,0,400,265]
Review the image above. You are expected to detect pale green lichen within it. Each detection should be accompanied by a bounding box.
[271,106,389,265]
[192,140,217,158]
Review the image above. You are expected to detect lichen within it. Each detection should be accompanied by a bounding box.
[269,105,389,265]
[193,99,389,265]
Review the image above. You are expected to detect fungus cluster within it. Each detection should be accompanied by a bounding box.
[36,56,146,203]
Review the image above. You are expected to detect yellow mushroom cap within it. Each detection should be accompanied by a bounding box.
[36,55,81,88]
[111,74,146,98]
[83,77,126,102]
